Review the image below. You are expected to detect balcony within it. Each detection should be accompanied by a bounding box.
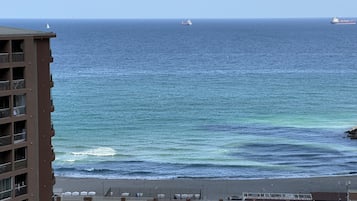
[15,183,27,197]
[0,189,12,200]
[51,124,55,137]
[13,105,25,116]
[0,135,11,146]
[51,147,55,161]
[14,159,27,170]
[12,52,24,62]
[52,171,56,185]
[12,79,25,90]
[0,108,10,118]
[50,74,54,87]
[0,162,12,174]
[0,81,10,91]
[0,53,9,63]
[14,131,26,144]
[51,99,55,112]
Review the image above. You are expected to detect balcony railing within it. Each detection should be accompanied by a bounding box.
[13,105,25,116]
[51,99,55,112]
[51,124,55,137]
[15,184,27,197]
[52,171,56,185]
[0,162,12,174]
[51,147,55,161]
[12,52,24,62]
[0,53,9,63]
[0,135,11,146]
[0,81,10,91]
[14,132,26,143]
[50,74,54,87]
[12,79,25,90]
[14,159,27,170]
[0,188,12,200]
[0,108,10,118]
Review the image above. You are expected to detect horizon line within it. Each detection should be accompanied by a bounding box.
[0,17,351,20]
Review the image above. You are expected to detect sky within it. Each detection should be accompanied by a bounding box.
[1,0,357,19]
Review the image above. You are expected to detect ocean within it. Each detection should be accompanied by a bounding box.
[2,19,357,179]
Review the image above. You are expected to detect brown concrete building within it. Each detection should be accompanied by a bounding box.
[0,26,56,201]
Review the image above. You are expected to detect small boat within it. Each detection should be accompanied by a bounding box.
[181,19,192,26]
[46,23,50,29]
[330,17,356,25]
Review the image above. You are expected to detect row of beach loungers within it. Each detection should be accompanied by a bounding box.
[119,192,201,199]
[103,187,201,200]
[61,191,96,196]
[60,191,201,200]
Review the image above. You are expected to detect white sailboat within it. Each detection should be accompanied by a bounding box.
[181,19,192,26]
[46,23,50,29]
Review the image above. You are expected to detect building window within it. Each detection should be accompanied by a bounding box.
[0,150,12,174]
[15,173,27,197]
[0,123,11,146]
[0,96,10,118]
[12,67,25,89]
[11,40,24,62]
[0,40,9,63]
[0,177,12,200]
[14,121,26,143]
[14,147,27,170]
[0,68,10,91]
[13,94,26,116]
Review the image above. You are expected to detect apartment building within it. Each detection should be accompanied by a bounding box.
[0,26,56,201]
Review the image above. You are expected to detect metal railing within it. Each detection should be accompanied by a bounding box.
[0,53,9,63]
[14,132,26,143]
[12,52,24,62]
[14,159,27,170]
[243,192,312,201]
[0,188,12,200]
[0,81,10,91]
[0,162,12,174]
[13,105,25,116]
[0,108,10,118]
[0,135,11,146]
[12,79,25,89]
[15,184,27,197]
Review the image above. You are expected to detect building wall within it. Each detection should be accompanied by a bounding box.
[36,37,55,201]
[0,29,55,201]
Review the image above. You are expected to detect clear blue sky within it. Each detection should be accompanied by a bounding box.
[2,0,356,19]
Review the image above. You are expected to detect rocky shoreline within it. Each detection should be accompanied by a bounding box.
[345,127,357,139]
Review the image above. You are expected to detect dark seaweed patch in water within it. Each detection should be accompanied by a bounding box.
[196,124,249,132]
[232,143,343,164]
[197,124,337,139]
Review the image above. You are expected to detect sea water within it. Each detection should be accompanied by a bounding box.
[2,19,357,179]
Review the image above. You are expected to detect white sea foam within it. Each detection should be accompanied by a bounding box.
[71,147,117,156]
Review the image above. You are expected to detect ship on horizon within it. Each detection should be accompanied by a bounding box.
[181,19,192,26]
[330,17,356,25]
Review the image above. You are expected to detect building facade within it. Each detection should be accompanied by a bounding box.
[0,27,56,201]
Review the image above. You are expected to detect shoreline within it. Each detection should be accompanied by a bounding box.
[54,175,357,200]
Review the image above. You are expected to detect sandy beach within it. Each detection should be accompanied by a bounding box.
[54,175,357,200]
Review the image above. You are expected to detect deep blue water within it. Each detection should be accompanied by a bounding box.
[2,19,357,179]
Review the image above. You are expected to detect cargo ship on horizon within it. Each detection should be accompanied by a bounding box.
[331,17,356,25]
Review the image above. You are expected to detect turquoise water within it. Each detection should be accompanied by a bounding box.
[4,19,357,179]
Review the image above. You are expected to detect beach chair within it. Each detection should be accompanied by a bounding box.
[88,191,96,196]
[80,191,88,196]
[157,194,165,199]
[174,194,181,199]
[72,191,80,196]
